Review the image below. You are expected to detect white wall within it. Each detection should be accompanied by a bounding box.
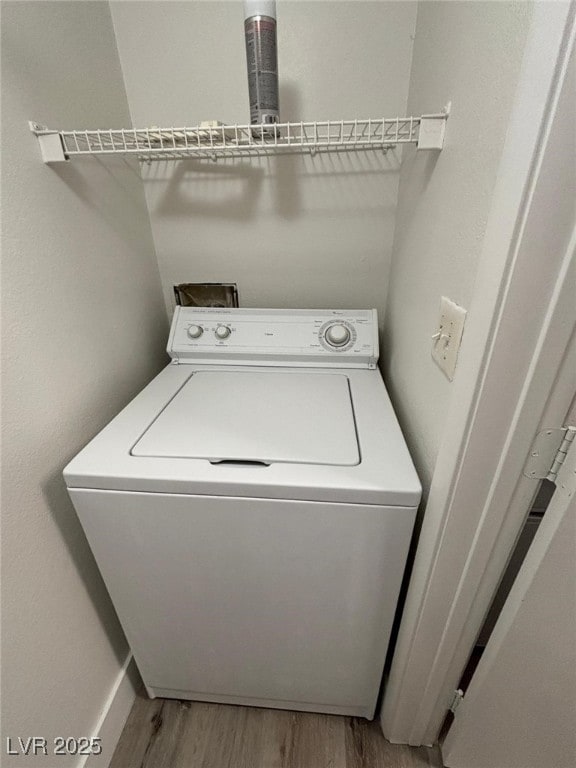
[382,1,531,492]
[110,0,417,321]
[1,2,167,764]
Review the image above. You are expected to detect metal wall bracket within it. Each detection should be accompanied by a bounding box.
[29,122,68,163]
[417,102,450,150]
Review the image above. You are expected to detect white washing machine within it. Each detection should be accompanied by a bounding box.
[65,308,420,719]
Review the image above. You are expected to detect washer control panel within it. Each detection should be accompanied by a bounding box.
[168,308,379,368]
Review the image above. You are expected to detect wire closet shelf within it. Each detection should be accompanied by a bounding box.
[30,113,447,163]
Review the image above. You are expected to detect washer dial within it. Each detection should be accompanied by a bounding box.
[319,320,356,352]
[325,324,351,347]
[215,325,231,340]
[187,324,203,339]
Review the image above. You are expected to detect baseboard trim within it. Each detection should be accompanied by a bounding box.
[77,654,138,768]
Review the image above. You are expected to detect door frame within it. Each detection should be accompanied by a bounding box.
[381,1,576,746]
[441,328,576,767]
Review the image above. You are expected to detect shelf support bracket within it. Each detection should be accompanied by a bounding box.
[417,103,450,151]
[29,122,68,164]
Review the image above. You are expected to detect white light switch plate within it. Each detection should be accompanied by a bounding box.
[432,296,467,381]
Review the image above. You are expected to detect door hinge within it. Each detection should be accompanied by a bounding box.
[449,689,464,714]
[523,426,576,484]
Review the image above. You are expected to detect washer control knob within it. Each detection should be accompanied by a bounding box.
[215,325,231,340]
[325,324,351,347]
[187,324,203,339]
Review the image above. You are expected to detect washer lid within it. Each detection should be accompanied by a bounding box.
[131,371,360,466]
